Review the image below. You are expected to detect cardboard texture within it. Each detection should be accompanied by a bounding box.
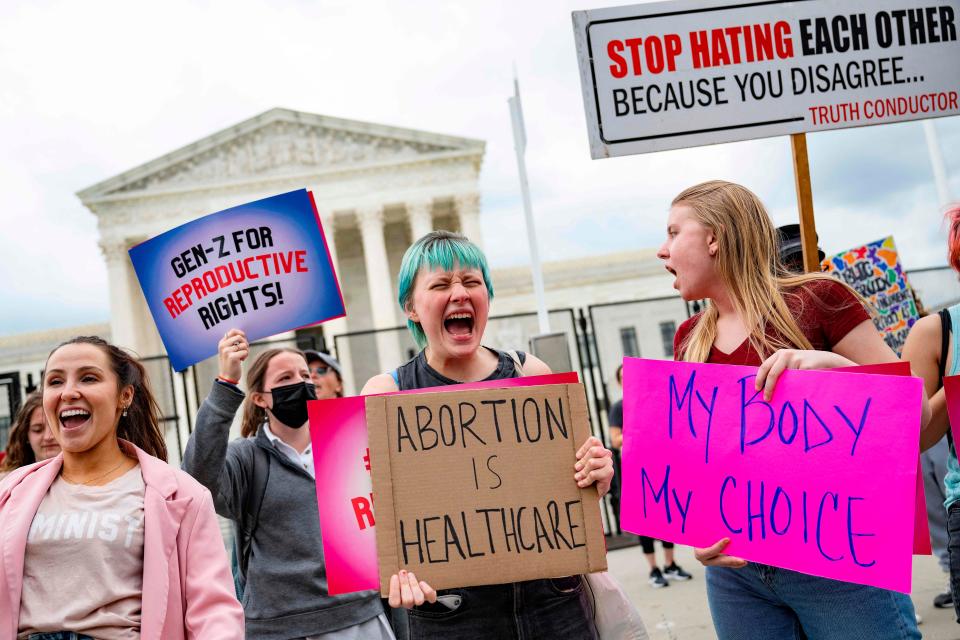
[366,383,606,594]
[310,372,581,595]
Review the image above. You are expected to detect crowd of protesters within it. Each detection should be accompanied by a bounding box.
[0,183,955,639]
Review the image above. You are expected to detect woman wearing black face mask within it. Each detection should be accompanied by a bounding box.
[182,329,390,640]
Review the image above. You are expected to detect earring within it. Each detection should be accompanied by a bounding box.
[122,405,128,417]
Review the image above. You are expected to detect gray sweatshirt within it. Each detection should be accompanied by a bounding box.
[182,381,383,639]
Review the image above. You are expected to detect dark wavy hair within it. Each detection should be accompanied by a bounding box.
[0,391,46,472]
[44,336,167,462]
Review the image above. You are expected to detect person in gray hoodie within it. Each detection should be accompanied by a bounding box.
[182,329,389,640]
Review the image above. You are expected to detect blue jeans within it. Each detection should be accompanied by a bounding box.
[946,501,960,621]
[28,634,94,640]
[706,564,919,640]
[403,577,597,639]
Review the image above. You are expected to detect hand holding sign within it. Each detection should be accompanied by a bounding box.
[218,329,250,383]
[754,349,854,402]
[388,571,437,609]
[575,435,614,495]
[693,538,748,569]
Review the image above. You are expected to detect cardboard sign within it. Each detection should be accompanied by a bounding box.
[572,0,960,158]
[366,383,607,594]
[310,372,580,595]
[129,189,344,370]
[822,236,919,356]
[621,358,922,593]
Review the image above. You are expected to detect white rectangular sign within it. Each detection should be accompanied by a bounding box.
[573,0,960,158]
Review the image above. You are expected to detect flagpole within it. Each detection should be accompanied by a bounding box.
[509,75,551,334]
[923,120,953,207]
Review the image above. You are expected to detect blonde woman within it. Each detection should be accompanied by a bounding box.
[657,180,926,639]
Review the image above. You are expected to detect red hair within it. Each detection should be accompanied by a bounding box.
[948,204,960,273]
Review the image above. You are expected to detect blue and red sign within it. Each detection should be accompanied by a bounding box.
[129,189,344,370]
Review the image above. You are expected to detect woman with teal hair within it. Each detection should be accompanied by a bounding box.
[362,230,613,639]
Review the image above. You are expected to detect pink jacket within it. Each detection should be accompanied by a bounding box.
[0,441,244,639]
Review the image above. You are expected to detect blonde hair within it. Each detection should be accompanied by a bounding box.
[673,180,858,363]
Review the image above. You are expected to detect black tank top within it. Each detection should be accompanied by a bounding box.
[394,347,527,391]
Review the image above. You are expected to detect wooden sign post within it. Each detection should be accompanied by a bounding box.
[790,133,821,273]
[572,0,960,274]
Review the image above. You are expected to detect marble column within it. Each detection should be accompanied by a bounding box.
[357,206,403,372]
[319,210,357,394]
[100,239,140,352]
[406,200,434,243]
[455,192,484,249]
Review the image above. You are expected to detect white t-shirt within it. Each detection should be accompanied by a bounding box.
[18,464,146,639]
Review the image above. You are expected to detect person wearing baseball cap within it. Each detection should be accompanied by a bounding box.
[304,350,344,398]
[775,223,825,274]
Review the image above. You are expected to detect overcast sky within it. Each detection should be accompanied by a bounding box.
[1,0,958,336]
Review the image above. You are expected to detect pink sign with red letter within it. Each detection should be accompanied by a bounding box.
[309,372,579,595]
[621,358,922,593]
[942,375,960,455]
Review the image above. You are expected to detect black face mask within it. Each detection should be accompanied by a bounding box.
[268,382,317,429]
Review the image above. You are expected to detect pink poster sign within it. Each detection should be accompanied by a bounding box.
[621,358,922,593]
[836,361,930,556]
[942,374,960,454]
[309,372,579,595]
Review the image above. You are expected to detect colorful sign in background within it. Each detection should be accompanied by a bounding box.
[822,236,919,355]
[129,189,344,370]
[310,372,579,595]
[621,358,922,593]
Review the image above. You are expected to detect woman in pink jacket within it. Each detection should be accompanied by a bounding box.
[0,336,244,640]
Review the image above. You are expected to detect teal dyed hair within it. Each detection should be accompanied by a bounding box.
[398,230,494,349]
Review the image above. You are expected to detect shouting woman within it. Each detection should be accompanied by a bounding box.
[362,230,613,639]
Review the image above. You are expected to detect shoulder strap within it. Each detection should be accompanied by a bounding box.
[238,442,271,581]
[940,308,951,390]
[939,308,954,449]
[507,350,525,377]
[389,369,400,387]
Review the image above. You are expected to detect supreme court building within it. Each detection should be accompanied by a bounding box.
[76,107,490,391]
[0,107,740,458]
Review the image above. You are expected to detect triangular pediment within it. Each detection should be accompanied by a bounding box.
[78,108,484,201]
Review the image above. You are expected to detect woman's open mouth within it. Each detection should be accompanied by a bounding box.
[443,312,475,340]
[59,408,92,431]
[665,266,678,288]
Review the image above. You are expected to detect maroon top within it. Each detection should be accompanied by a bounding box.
[674,279,871,366]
